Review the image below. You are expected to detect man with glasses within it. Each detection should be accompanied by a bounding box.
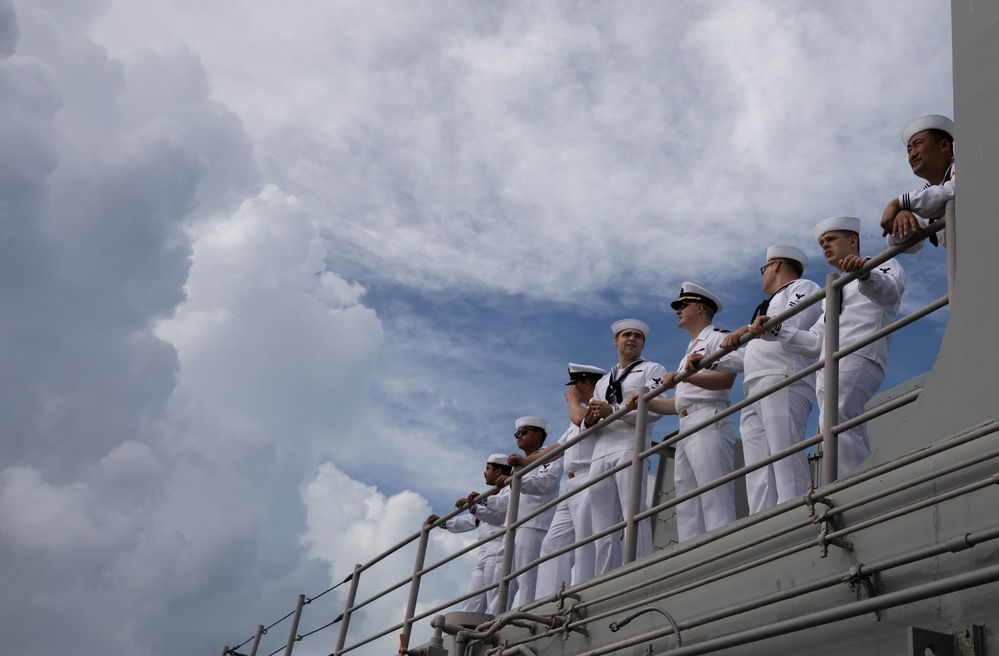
[688,247,821,513]
[584,320,666,574]
[752,217,906,476]
[471,416,561,607]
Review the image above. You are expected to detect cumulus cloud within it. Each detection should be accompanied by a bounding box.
[0,1,957,655]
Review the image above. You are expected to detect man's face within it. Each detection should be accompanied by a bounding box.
[907,130,952,182]
[484,463,504,486]
[514,426,544,455]
[574,378,597,399]
[818,231,858,269]
[614,329,645,360]
[675,302,702,330]
[761,260,778,294]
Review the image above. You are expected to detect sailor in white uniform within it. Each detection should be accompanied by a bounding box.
[585,320,666,574]
[881,114,955,251]
[688,248,821,513]
[660,284,739,541]
[426,453,511,614]
[473,416,562,608]
[529,364,605,598]
[753,216,906,476]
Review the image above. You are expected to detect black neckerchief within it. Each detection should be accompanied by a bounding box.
[750,281,795,324]
[605,359,644,404]
[925,158,955,247]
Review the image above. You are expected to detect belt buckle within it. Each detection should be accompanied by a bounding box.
[567,471,575,479]
[679,408,689,418]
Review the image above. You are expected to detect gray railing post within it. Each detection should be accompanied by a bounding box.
[945,200,957,303]
[283,594,306,656]
[248,625,265,656]
[624,386,650,564]
[496,476,522,612]
[334,564,363,656]
[821,272,841,486]
[400,526,431,652]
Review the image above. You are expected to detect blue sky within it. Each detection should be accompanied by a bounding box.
[0,0,953,654]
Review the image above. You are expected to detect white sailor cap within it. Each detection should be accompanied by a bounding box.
[565,363,608,385]
[486,453,509,466]
[670,282,723,313]
[515,416,548,430]
[611,319,651,337]
[765,245,808,270]
[902,114,954,144]
[812,216,861,243]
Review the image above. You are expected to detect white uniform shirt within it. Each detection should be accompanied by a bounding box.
[556,421,593,476]
[473,459,562,531]
[767,259,906,372]
[444,512,504,556]
[710,279,822,381]
[591,360,667,459]
[888,161,954,251]
[674,325,734,412]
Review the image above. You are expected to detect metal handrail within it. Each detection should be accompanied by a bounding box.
[226,214,953,656]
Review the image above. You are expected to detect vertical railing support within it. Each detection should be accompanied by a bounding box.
[248,625,265,656]
[283,594,306,656]
[944,200,957,304]
[821,272,841,486]
[400,526,431,652]
[334,564,363,656]
[496,476,522,612]
[624,386,650,564]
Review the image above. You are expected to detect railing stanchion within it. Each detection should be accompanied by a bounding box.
[334,564,363,656]
[401,526,431,652]
[821,272,841,486]
[945,200,957,303]
[496,475,522,612]
[283,594,306,656]
[624,386,650,564]
[248,625,264,656]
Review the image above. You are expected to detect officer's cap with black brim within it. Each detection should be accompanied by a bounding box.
[670,282,723,313]
[565,363,608,385]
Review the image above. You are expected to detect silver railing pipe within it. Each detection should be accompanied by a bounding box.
[333,565,362,656]
[283,594,305,656]
[401,526,432,652]
[496,473,522,612]
[821,271,841,485]
[624,387,651,564]
[248,625,265,656]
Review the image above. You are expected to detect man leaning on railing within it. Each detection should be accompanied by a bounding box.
[425,453,511,614]
[881,114,955,252]
[751,216,906,477]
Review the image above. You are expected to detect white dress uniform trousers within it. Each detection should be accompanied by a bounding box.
[442,513,505,613]
[535,423,596,598]
[711,278,821,512]
[589,360,666,575]
[768,259,906,477]
[673,325,737,542]
[476,458,562,608]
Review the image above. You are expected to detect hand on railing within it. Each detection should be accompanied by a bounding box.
[838,254,871,274]
[425,514,440,527]
[719,325,751,351]
[455,493,477,508]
